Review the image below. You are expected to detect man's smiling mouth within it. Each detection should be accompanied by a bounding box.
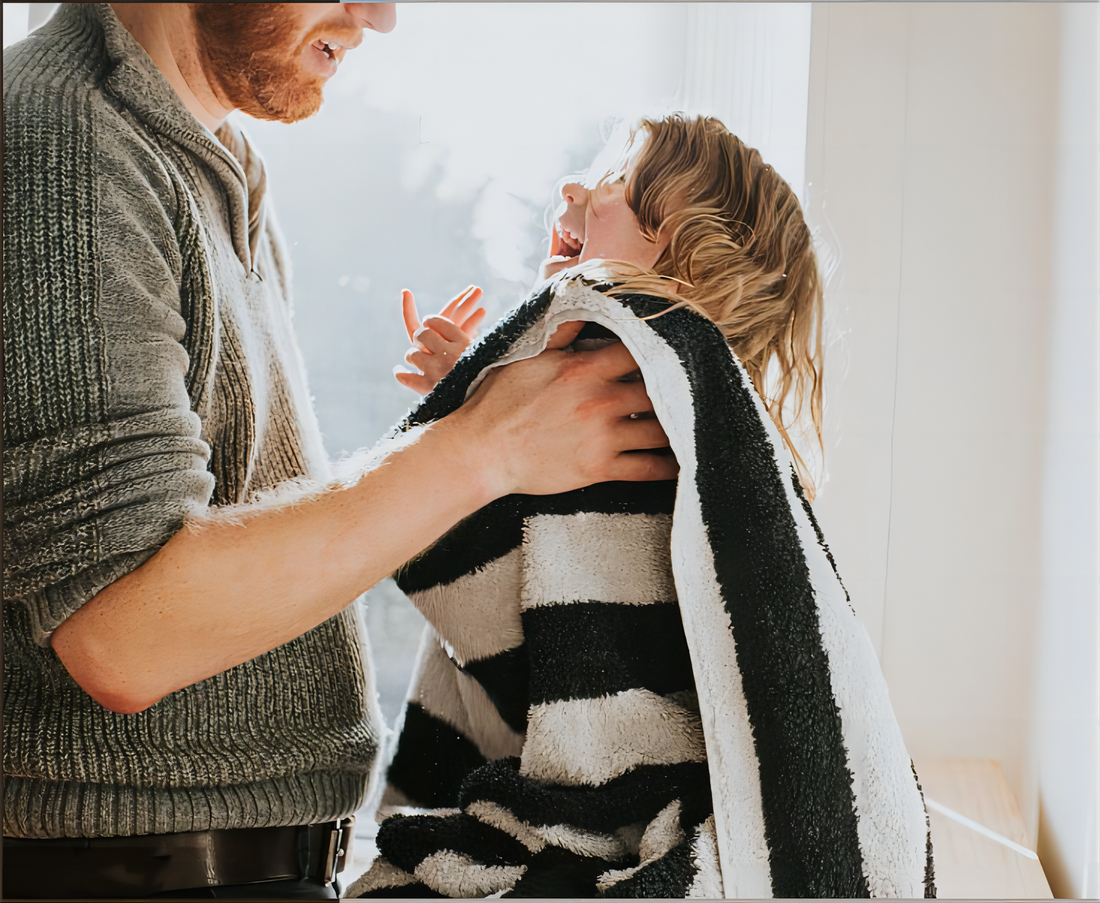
[312,38,343,59]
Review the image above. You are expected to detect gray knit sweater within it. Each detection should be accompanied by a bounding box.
[3,4,381,839]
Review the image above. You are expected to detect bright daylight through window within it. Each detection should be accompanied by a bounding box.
[239,3,812,724]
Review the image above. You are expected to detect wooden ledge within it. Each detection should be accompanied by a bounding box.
[341,758,1054,898]
[916,757,1052,899]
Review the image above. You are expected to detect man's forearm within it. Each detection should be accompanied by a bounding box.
[50,419,494,714]
[51,332,676,714]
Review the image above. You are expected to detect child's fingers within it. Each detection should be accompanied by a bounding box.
[405,348,455,385]
[393,366,434,396]
[440,285,478,320]
[459,307,487,336]
[453,303,486,334]
[401,289,421,342]
[450,286,483,324]
[404,347,437,373]
[419,316,472,349]
[404,347,453,385]
[439,286,472,320]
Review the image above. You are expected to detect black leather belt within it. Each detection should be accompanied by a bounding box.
[2,817,354,899]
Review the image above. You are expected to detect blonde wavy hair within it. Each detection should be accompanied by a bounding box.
[577,114,824,498]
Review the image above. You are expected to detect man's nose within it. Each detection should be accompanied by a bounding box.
[343,3,397,34]
[561,183,588,206]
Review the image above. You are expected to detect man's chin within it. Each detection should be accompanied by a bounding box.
[240,79,325,124]
[266,94,324,125]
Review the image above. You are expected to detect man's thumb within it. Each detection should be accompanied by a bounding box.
[545,320,585,350]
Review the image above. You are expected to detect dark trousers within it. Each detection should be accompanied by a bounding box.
[3,875,338,901]
[3,823,348,900]
[150,877,340,899]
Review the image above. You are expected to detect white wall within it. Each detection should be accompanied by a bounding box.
[678,4,811,204]
[2,2,30,47]
[805,4,1098,896]
[3,4,59,49]
[1030,3,1100,897]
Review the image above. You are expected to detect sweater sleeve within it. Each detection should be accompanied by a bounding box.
[2,79,215,646]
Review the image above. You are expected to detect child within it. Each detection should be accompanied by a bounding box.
[397,114,822,497]
[357,114,933,899]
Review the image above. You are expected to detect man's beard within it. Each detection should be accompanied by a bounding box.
[193,4,325,124]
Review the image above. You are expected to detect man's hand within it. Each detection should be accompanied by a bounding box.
[394,286,486,395]
[439,321,678,499]
[51,325,674,715]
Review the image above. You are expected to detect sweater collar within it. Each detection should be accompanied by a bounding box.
[74,3,268,273]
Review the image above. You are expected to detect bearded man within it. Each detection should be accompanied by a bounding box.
[2,4,675,898]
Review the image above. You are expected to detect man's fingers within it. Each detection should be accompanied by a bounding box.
[401,289,421,343]
[605,451,680,483]
[577,340,645,381]
[614,415,670,450]
[592,377,656,421]
[545,320,586,350]
[454,341,679,496]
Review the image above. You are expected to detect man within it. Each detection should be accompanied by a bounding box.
[2,4,674,898]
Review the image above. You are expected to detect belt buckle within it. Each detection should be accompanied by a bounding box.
[323,816,355,887]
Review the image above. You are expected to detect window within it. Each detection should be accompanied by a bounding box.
[245,2,812,726]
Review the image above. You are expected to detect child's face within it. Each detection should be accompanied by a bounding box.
[553,165,669,271]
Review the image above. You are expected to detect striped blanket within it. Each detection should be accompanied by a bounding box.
[352,279,935,898]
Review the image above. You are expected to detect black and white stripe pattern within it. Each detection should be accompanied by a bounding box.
[353,279,935,899]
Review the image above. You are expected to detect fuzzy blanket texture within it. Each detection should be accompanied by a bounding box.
[352,279,935,899]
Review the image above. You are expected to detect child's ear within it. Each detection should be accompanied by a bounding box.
[545,320,586,350]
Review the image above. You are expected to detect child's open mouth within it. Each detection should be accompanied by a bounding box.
[555,222,583,259]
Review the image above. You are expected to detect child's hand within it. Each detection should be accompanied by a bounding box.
[394,285,486,395]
